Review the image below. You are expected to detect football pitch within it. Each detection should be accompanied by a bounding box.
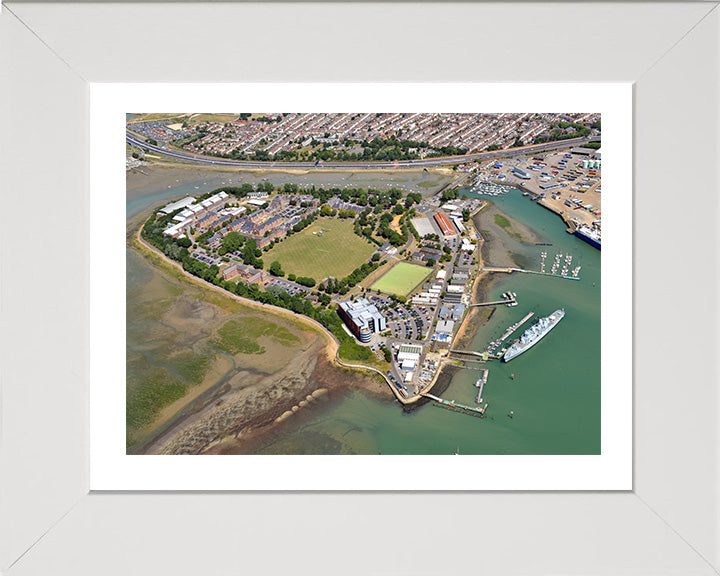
[370,262,432,297]
[264,218,376,280]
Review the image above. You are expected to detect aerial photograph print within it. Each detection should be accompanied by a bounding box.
[126,112,602,455]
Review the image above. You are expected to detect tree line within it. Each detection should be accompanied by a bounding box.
[142,208,373,363]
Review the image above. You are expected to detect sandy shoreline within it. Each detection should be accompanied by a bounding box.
[447,200,539,352]
[126,174,542,453]
[128,210,393,454]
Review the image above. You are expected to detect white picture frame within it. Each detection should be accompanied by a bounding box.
[1,2,718,574]
[90,82,631,491]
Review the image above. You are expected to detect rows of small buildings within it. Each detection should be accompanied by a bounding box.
[128,120,179,145]
[222,194,319,248]
[161,192,322,249]
[161,191,235,238]
[408,262,471,347]
[159,112,600,159]
[419,265,472,347]
[411,269,447,306]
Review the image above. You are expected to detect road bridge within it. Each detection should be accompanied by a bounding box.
[126,130,591,170]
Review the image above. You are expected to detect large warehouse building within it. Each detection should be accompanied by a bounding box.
[433,211,456,237]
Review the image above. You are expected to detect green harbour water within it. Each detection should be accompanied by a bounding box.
[243,189,601,455]
[128,173,600,455]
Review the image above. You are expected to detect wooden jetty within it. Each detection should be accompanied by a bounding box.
[470,293,517,308]
[422,393,487,418]
[449,349,486,358]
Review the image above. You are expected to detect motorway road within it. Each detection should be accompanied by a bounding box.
[126,131,592,170]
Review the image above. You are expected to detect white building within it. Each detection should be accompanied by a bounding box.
[412,293,438,306]
[220,206,246,217]
[452,217,466,233]
[338,298,387,343]
[401,359,416,371]
[435,320,455,335]
[174,204,206,222]
[163,219,192,238]
[460,238,475,252]
[159,196,196,215]
[397,344,422,363]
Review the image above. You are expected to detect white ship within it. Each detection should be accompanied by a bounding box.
[502,309,565,362]
[575,224,601,249]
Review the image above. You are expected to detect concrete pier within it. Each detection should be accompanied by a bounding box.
[511,268,581,281]
[481,266,580,281]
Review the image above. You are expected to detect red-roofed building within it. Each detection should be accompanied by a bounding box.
[434,211,455,237]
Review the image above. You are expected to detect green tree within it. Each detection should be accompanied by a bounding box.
[240,183,254,196]
[269,261,285,277]
[220,231,243,255]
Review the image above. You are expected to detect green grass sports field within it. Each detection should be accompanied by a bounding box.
[264,218,376,280]
[370,262,432,297]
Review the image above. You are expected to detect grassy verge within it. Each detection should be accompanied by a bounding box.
[338,340,375,363]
